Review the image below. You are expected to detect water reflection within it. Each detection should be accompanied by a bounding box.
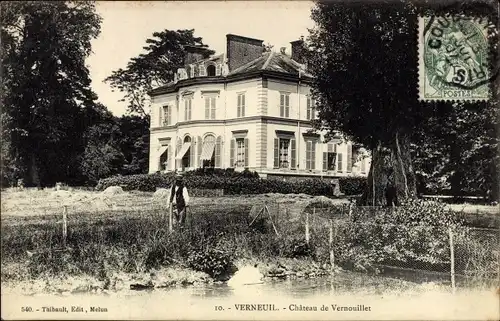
[144,271,430,300]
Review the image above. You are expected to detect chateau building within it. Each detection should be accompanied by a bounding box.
[148,34,371,179]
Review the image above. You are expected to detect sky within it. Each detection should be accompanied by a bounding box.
[87,1,316,116]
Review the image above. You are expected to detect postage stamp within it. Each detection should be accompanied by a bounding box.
[418,16,492,101]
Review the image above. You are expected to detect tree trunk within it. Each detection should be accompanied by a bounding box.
[29,153,41,188]
[360,133,417,206]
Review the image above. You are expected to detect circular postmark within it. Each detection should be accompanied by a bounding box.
[423,16,490,92]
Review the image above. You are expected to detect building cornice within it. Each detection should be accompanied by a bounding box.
[148,71,314,97]
[150,116,316,132]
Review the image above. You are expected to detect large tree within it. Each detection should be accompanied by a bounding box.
[307,0,498,205]
[104,29,213,177]
[1,1,102,187]
[104,29,214,117]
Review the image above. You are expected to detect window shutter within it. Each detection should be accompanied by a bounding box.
[323,152,327,171]
[167,107,171,125]
[237,95,241,117]
[211,97,216,119]
[199,64,205,76]
[216,64,221,76]
[311,141,316,170]
[305,141,310,169]
[290,139,296,169]
[188,100,192,120]
[169,145,174,171]
[274,138,279,168]
[205,97,210,119]
[338,153,343,172]
[159,107,163,126]
[285,95,290,118]
[176,139,182,170]
[190,140,195,168]
[230,139,235,167]
[242,94,245,117]
[215,136,222,168]
[197,136,203,168]
[184,100,188,121]
[306,98,310,120]
[347,144,352,172]
[244,138,249,167]
[280,94,284,117]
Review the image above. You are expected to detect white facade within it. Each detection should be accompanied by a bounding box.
[149,77,371,179]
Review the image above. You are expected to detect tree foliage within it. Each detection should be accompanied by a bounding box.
[104,29,214,116]
[307,0,499,203]
[1,1,102,187]
[80,120,125,184]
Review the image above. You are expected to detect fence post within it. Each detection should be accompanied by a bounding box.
[448,227,456,294]
[62,205,68,248]
[169,204,173,233]
[329,219,334,271]
[305,209,311,244]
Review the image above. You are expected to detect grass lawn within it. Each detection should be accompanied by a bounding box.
[1,188,498,296]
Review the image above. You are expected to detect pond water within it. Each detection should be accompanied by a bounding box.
[2,271,497,320]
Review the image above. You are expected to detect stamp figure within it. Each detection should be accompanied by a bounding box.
[419,16,491,101]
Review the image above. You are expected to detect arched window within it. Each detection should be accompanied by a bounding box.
[201,134,216,168]
[181,136,192,169]
[207,64,216,76]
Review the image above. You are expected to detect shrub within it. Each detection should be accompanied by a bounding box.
[96,172,366,196]
[186,246,235,279]
[284,238,315,259]
[336,199,462,271]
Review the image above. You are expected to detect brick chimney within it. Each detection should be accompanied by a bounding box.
[290,38,306,64]
[183,45,212,65]
[226,34,264,72]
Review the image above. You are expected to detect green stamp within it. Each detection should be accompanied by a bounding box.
[418,16,492,101]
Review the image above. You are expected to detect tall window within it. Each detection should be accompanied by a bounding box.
[162,105,171,126]
[323,143,337,171]
[361,157,366,173]
[279,139,290,168]
[237,93,246,117]
[230,136,248,168]
[280,93,290,118]
[199,64,206,76]
[306,96,316,120]
[207,65,216,76]
[205,96,216,120]
[159,148,168,171]
[236,138,245,167]
[306,140,316,170]
[184,98,192,121]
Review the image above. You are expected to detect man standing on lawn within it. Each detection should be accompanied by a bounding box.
[169,173,190,228]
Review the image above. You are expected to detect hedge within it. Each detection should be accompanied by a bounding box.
[95,170,366,196]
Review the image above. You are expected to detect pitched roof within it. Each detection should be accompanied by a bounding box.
[148,51,312,96]
[190,53,225,65]
[228,51,313,77]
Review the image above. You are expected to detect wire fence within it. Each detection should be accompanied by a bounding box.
[7,194,499,290]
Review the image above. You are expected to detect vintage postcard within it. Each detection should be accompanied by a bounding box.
[1,1,499,320]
